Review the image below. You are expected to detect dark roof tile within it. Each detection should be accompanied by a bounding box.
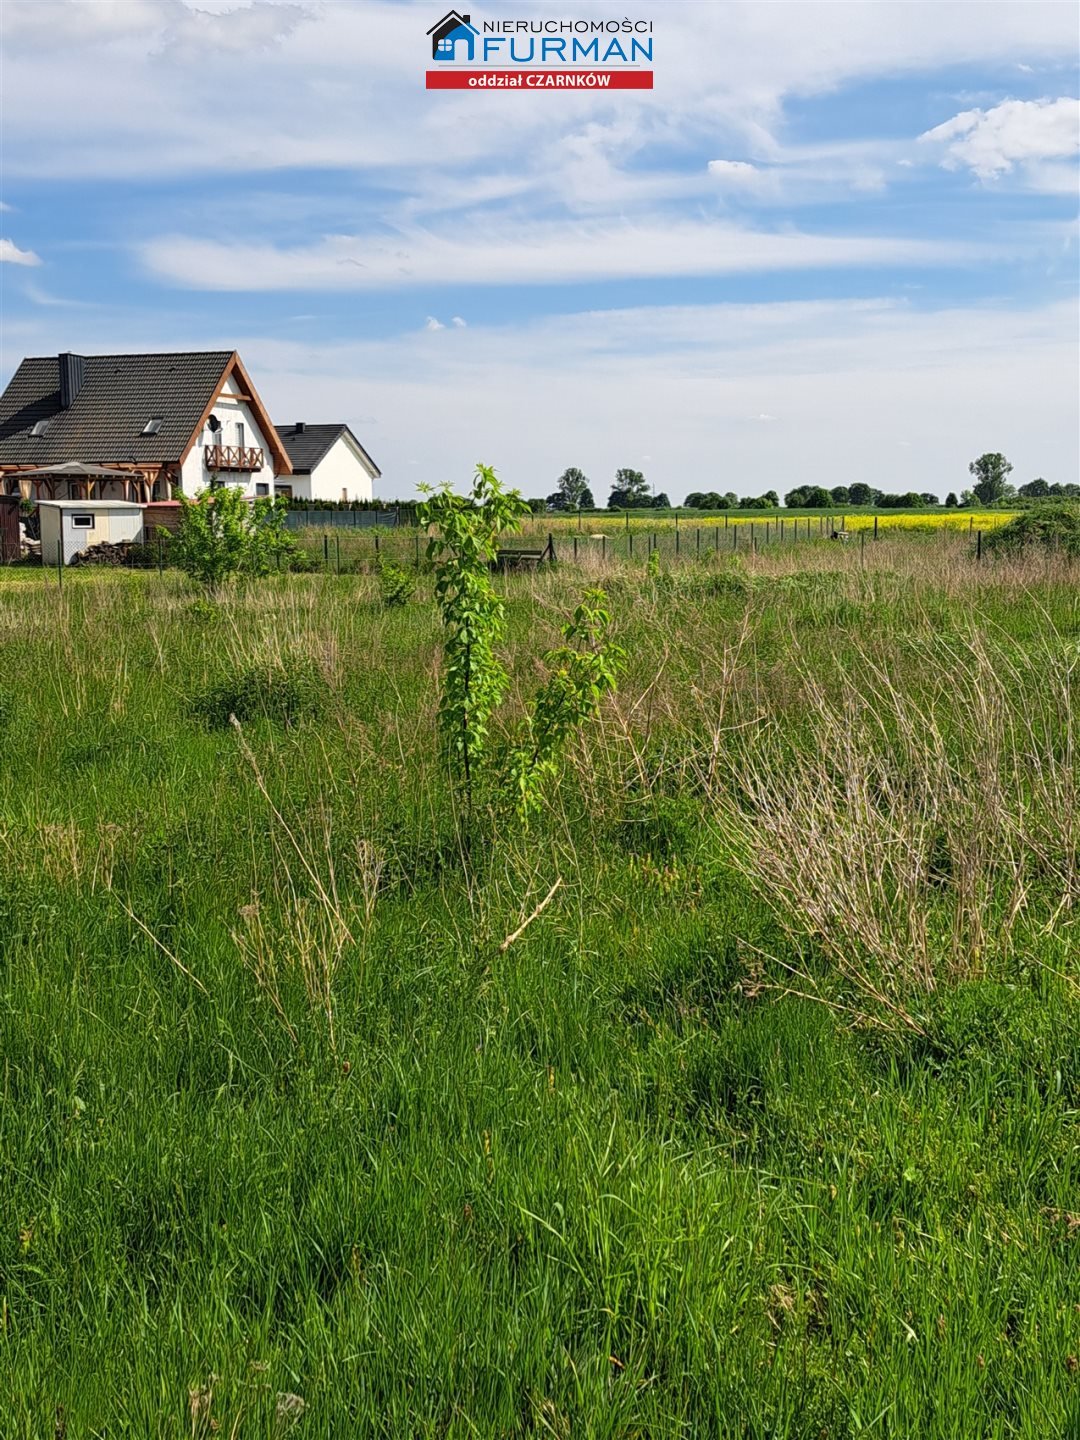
[276,423,380,478]
[0,351,232,465]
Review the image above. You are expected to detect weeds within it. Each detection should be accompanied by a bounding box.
[0,542,1076,1436]
[192,657,328,729]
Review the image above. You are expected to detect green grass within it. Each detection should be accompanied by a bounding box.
[0,535,1078,1437]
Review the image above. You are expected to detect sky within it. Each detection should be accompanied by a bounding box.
[0,0,1077,503]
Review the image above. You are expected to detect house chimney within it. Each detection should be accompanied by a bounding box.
[295,421,305,434]
[58,353,86,410]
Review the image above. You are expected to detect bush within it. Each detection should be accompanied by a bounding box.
[982,501,1080,559]
[377,559,416,607]
[174,489,293,588]
[192,659,329,730]
[286,547,321,574]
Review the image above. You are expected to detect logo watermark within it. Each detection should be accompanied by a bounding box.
[425,10,654,90]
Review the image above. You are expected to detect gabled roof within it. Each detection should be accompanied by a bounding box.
[0,350,292,474]
[427,10,477,36]
[0,351,231,465]
[275,423,381,479]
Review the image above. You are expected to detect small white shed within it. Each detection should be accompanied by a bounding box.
[38,500,145,566]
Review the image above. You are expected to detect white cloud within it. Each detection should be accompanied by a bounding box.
[920,97,1080,179]
[0,238,41,266]
[3,296,1074,500]
[243,297,1078,500]
[451,316,467,328]
[141,218,983,292]
[424,316,444,331]
[708,160,762,185]
[1,1,1076,185]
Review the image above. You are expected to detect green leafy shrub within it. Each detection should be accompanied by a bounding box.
[417,465,531,810]
[982,501,1080,559]
[377,559,416,607]
[174,488,294,588]
[192,659,329,730]
[286,547,321,573]
[506,588,623,819]
[419,466,620,825]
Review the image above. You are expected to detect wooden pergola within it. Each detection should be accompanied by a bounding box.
[1,461,159,503]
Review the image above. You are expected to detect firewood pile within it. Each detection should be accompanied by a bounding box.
[68,540,150,568]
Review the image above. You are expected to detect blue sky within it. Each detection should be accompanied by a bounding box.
[0,0,1077,501]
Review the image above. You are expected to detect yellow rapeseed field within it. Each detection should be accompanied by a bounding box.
[526,510,1018,537]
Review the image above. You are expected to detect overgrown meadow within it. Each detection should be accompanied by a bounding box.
[0,529,1077,1437]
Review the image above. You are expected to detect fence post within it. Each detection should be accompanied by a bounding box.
[323,532,329,569]
[628,531,633,559]
[873,515,878,541]
[976,529,983,561]
[573,535,578,562]
[625,509,629,533]
[336,535,341,574]
[732,524,738,551]
[696,527,700,555]
[860,530,866,564]
[724,512,729,529]
[601,534,606,563]
[374,531,380,556]
[969,514,974,532]
[548,532,555,564]
[714,526,719,551]
[675,525,680,557]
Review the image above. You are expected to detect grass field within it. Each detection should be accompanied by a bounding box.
[267,510,1021,576]
[1,531,1077,1437]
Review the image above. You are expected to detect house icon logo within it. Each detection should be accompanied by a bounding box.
[428,9,479,61]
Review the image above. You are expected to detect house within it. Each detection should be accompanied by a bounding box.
[274,423,380,504]
[0,350,292,503]
[428,10,478,61]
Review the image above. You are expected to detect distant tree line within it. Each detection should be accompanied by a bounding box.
[525,453,1077,515]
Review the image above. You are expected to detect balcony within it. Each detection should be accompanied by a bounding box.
[204,444,263,473]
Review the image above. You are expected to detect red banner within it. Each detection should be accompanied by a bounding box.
[426,69,653,90]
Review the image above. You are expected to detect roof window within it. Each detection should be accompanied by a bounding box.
[30,419,51,437]
[142,417,163,436]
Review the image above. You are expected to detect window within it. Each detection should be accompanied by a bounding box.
[255,483,269,496]
[30,419,51,437]
[71,514,95,529]
[142,417,163,436]
[236,422,246,449]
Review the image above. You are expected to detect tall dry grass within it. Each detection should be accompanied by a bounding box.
[705,629,1077,1029]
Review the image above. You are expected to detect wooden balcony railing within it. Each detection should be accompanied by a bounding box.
[204,444,263,472]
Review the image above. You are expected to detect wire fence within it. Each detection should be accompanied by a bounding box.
[3,512,992,581]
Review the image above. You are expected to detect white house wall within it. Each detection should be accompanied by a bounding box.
[180,376,279,499]
[303,433,376,503]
